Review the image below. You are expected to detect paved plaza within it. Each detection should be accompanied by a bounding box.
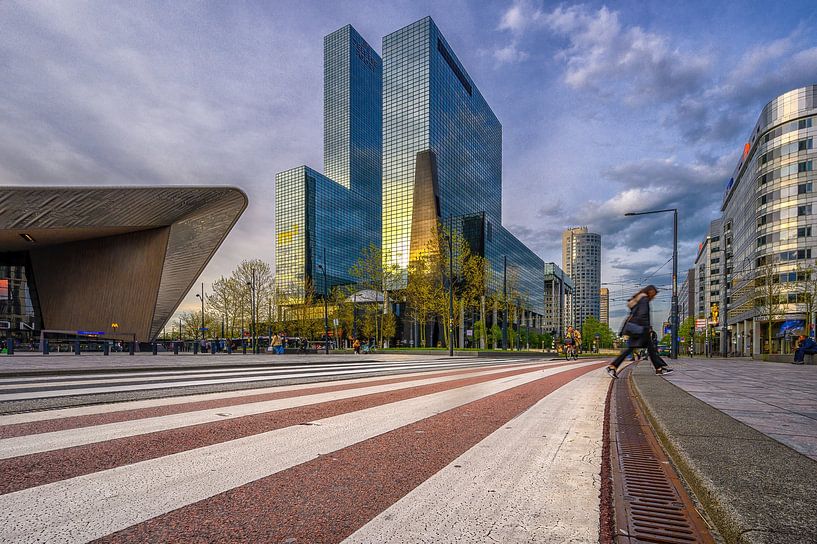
[664,358,817,460]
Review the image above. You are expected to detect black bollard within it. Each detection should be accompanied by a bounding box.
[6,337,13,356]
[173,341,179,355]
[129,341,135,356]
[42,339,49,355]
[212,341,218,355]
[74,339,81,356]
[242,341,247,355]
[103,341,110,356]
[227,342,232,354]
[193,341,199,355]
[152,342,158,355]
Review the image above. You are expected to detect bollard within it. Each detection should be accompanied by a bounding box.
[212,341,218,355]
[227,342,232,354]
[242,341,247,355]
[173,341,179,355]
[103,341,110,356]
[6,337,13,356]
[42,339,49,355]
[129,341,135,356]
[152,342,158,355]
[193,341,199,355]
[74,339,81,356]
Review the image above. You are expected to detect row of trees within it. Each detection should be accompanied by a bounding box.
[167,221,568,349]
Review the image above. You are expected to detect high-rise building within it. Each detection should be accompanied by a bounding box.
[381,17,544,319]
[719,85,816,356]
[544,263,573,336]
[275,25,382,302]
[679,268,695,323]
[599,287,609,326]
[562,227,601,329]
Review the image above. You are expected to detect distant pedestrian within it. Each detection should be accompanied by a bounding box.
[271,333,281,354]
[353,338,361,354]
[607,285,674,378]
[793,334,817,364]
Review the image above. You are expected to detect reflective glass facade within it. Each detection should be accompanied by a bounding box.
[324,25,382,194]
[275,26,381,303]
[0,252,42,344]
[718,85,816,355]
[382,17,502,277]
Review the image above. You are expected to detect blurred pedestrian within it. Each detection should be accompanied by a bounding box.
[353,338,361,354]
[607,285,674,378]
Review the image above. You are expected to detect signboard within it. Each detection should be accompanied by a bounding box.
[466,329,473,337]
[77,331,105,336]
[695,319,708,330]
[663,325,671,335]
[333,318,339,327]
[199,327,209,331]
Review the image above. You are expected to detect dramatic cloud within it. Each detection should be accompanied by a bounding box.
[541,5,710,103]
[493,42,529,64]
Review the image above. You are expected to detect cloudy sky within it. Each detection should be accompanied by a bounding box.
[2,0,816,328]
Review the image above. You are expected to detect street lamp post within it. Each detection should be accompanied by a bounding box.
[246,269,257,355]
[317,248,330,355]
[625,208,679,359]
[502,255,508,350]
[441,218,454,357]
[195,283,205,353]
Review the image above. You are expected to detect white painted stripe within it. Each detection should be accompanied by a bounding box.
[344,369,609,543]
[0,361,600,544]
[0,360,484,391]
[0,359,525,401]
[0,360,554,426]
[0,362,549,458]
[0,358,468,388]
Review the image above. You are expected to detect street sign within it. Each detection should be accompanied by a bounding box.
[695,318,708,330]
[77,331,104,336]
[333,318,339,327]
[199,327,209,331]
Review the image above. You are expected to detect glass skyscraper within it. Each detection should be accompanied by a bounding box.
[381,17,543,318]
[275,25,381,302]
[276,17,545,328]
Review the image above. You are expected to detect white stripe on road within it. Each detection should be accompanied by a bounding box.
[0,361,600,544]
[0,362,548,458]
[344,370,609,543]
[0,358,469,388]
[0,361,548,426]
[0,359,527,402]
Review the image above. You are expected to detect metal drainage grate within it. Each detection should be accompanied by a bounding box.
[610,365,715,543]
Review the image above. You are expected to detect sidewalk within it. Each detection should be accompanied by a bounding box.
[632,357,817,543]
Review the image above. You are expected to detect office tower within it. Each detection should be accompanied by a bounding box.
[600,287,609,326]
[275,25,382,302]
[562,227,601,329]
[718,85,816,356]
[544,263,574,336]
[381,17,543,319]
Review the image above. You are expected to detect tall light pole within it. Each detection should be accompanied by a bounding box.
[441,218,454,357]
[317,248,329,354]
[625,208,679,359]
[246,268,257,354]
[195,282,205,353]
[502,255,508,350]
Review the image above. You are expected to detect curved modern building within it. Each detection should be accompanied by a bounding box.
[0,186,247,343]
[721,85,816,355]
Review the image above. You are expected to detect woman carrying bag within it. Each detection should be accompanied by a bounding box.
[607,284,674,378]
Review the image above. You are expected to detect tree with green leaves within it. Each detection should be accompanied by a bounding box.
[754,262,784,354]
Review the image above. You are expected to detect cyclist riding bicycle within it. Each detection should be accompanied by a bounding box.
[564,326,580,360]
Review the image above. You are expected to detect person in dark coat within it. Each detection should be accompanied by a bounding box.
[607,285,674,378]
[793,334,817,364]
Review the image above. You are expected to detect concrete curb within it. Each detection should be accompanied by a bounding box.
[630,362,817,544]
